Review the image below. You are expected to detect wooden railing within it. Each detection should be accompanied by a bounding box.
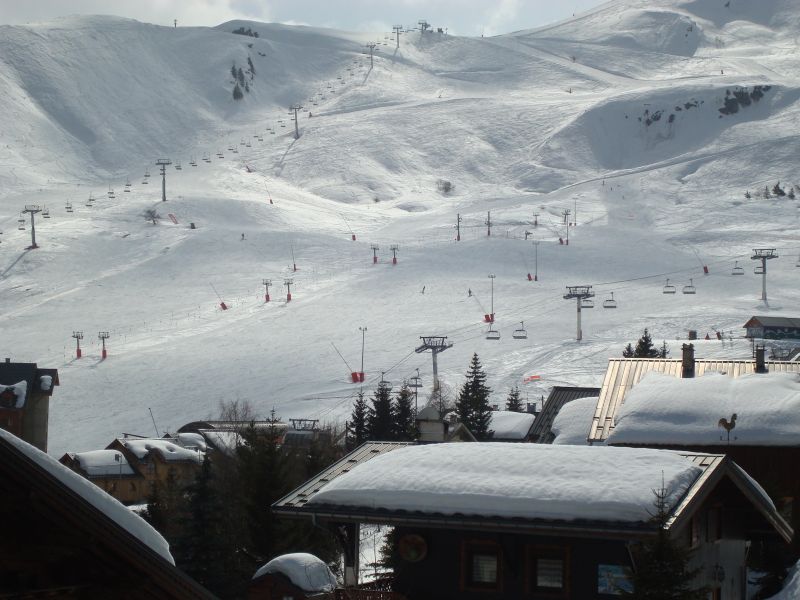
[332,578,407,600]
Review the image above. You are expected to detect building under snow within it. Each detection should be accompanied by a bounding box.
[274,441,791,599]
[0,358,59,452]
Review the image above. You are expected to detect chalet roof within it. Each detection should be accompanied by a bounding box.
[64,449,137,478]
[0,359,59,400]
[744,316,800,329]
[273,442,792,542]
[530,386,600,443]
[589,358,800,442]
[111,438,204,463]
[489,410,535,440]
[0,428,215,598]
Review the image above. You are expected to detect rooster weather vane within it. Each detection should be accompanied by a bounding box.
[718,413,737,443]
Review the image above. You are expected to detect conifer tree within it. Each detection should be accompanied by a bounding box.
[237,67,245,86]
[347,391,369,449]
[623,486,706,599]
[456,353,494,440]
[624,329,664,358]
[233,83,243,100]
[173,456,239,597]
[231,63,237,79]
[367,381,394,440]
[247,56,255,76]
[505,385,524,412]
[393,384,417,441]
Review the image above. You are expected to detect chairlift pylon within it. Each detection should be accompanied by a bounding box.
[663,278,676,294]
[731,261,744,275]
[682,278,696,294]
[512,321,528,340]
[602,291,617,309]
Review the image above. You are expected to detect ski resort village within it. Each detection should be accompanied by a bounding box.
[2,0,800,597]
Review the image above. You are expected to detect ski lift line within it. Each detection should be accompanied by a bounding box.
[330,342,355,373]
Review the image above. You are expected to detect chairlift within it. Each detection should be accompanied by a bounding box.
[232,148,239,154]
[663,278,676,294]
[512,321,528,340]
[17,218,25,230]
[227,145,235,152]
[257,135,263,142]
[731,261,744,275]
[486,325,501,341]
[65,202,73,213]
[682,278,696,294]
[754,265,764,275]
[144,169,150,178]
[107,187,115,199]
[246,141,251,148]
[217,151,224,158]
[190,157,197,166]
[581,298,594,309]
[175,161,182,170]
[240,138,246,146]
[408,375,422,389]
[602,292,617,309]
[124,179,131,188]
[42,207,50,219]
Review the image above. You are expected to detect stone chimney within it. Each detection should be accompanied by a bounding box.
[755,345,767,373]
[681,343,695,378]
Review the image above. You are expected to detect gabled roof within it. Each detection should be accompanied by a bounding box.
[589,358,800,442]
[0,429,214,598]
[489,410,536,441]
[744,316,800,329]
[530,386,600,443]
[274,442,792,543]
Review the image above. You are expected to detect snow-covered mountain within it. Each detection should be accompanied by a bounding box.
[0,0,798,455]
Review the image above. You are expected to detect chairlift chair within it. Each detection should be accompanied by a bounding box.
[602,292,617,309]
[246,141,251,148]
[663,278,676,294]
[232,148,239,154]
[65,202,73,213]
[17,218,25,230]
[486,326,501,341]
[175,161,182,170]
[682,278,696,294]
[125,179,131,188]
[42,208,50,219]
[408,375,422,389]
[731,261,744,275]
[581,298,594,309]
[754,265,764,275]
[144,169,150,178]
[512,321,528,340]
[190,157,197,166]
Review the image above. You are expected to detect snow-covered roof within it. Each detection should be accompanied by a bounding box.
[551,396,598,445]
[769,559,800,599]
[252,553,336,592]
[120,438,204,462]
[488,410,535,440]
[0,380,27,408]
[607,371,800,446]
[176,432,207,451]
[74,449,135,477]
[0,428,173,564]
[306,443,701,524]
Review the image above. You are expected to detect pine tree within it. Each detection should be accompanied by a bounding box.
[347,391,369,449]
[764,185,771,198]
[659,340,670,358]
[230,63,237,80]
[623,343,635,358]
[247,56,255,76]
[456,353,494,440]
[623,486,706,599]
[173,456,239,597]
[233,83,243,100]
[788,188,796,200]
[244,81,250,93]
[393,384,417,441]
[367,381,394,441]
[505,385,524,412]
[623,329,662,358]
[141,468,184,542]
[237,67,245,86]
[773,182,786,197]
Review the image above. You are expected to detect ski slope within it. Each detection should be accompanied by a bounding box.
[0,0,798,455]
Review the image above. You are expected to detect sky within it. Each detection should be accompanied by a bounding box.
[0,0,607,36]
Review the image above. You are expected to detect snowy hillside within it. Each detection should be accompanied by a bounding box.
[0,0,798,455]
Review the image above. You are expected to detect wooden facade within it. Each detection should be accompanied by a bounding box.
[274,443,792,600]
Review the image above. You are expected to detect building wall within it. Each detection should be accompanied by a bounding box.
[391,527,633,600]
[22,393,49,452]
[0,409,23,440]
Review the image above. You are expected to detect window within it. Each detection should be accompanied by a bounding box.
[527,546,569,596]
[461,541,502,592]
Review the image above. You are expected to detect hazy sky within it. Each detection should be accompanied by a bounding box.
[0,0,607,36]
